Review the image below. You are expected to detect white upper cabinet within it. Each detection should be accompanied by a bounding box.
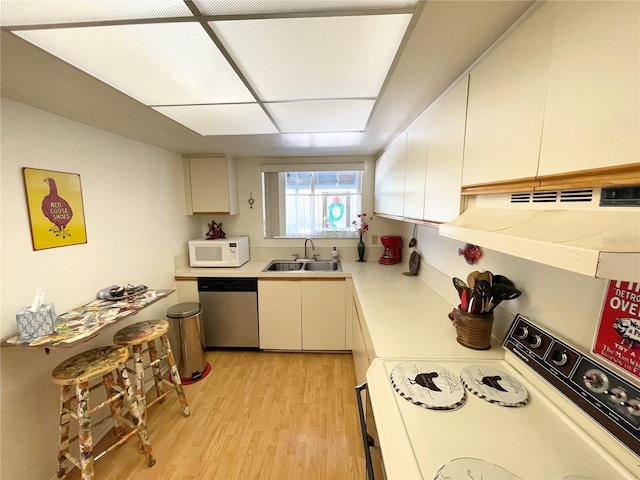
[538,1,640,176]
[423,76,468,223]
[184,156,240,215]
[376,76,468,223]
[462,5,554,186]
[403,111,428,221]
[374,131,407,217]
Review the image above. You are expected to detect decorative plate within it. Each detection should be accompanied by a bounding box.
[434,458,520,480]
[390,361,466,411]
[460,365,528,407]
[402,251,420,276]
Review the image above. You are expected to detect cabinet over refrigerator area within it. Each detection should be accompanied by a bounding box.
[197,277,259,348]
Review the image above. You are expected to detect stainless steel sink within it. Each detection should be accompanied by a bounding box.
[262,260,342,272]
[263,261,303,272]
[302,260,342,272]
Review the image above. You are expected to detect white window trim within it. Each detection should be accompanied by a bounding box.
[260,163,364,173]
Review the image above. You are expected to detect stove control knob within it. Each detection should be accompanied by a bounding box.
[527,334,542,349]
[583,369,609,393]
[620,399,640,416]
[515,326,529,340]
[604,388,627,401]
[551,349,568,366]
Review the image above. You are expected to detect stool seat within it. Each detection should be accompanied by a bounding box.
[52,346,129,385]
[113,320,169,346]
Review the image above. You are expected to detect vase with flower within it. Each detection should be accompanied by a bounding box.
[352,213,372,262]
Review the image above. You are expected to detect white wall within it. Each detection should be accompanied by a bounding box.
[0,98,201,480]
[196,156,403,261]
[396,221,610,354]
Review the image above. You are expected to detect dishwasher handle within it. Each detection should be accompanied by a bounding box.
[356,382,376,480]
[197,277,257,292]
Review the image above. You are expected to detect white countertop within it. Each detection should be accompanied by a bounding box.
[175,259,505,359]
[347,261,505,359]
[175,259,351,279]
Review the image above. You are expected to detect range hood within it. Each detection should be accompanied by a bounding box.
[439,188,640,282]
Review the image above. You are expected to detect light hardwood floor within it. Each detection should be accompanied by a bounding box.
[65,350,366,480]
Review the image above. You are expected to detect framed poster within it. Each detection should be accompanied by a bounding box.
[23,167,87,250]
[593,280,640,380]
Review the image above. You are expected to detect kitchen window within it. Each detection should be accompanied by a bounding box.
[262,164,363,238]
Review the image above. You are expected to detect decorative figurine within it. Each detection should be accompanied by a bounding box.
[206,220,226,240]
[458,243,482,265]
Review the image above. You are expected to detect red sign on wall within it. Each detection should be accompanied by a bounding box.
[593,280,640,380]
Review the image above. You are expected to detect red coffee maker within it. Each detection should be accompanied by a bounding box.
[379,236,402,265]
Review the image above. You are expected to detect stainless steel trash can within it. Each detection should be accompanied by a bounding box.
[167,302,209,383]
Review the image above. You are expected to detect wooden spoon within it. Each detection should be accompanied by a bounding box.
[477,270,493,286]
[467,271,480,289]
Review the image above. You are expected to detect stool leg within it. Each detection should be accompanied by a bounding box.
[132,344,147,425]
[103,372,125,438]
[57,384,73,479]
[76,380,95,480]
[160,334,190,417]
[118,363,156,467]
[147,340,165,404]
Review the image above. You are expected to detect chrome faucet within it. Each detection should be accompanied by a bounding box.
[304,238,315,259]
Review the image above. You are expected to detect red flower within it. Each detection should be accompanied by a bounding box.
[353,213,372,236]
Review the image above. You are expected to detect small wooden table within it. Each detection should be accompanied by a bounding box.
[1,289,174,352]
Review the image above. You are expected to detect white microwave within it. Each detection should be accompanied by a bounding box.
[188,236,250,267]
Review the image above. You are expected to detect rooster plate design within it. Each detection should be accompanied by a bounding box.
[42,177,73,238]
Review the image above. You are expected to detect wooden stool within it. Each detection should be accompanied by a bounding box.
[52,345,155,479]
[113,320,190,422]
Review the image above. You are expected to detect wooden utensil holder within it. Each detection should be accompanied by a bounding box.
[453,308,493,350]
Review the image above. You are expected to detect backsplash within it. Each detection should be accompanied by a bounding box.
[398,221,610,356]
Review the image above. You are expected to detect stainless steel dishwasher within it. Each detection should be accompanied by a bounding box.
[197,277,259,348]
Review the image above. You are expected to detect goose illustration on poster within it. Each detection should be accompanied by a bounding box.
[23,167,87,250]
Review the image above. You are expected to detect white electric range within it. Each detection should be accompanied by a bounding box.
[363,314,640,479]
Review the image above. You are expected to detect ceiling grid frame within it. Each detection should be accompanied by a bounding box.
[1,0,420,137]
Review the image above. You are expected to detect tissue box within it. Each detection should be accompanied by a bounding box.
[16,303,57,340]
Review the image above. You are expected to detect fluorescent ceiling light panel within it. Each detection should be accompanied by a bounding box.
[267,100,375,133]
[14,23,255,105]
[281,132,364,148]
[153,104,278,136]
[209,14,412,101]
[195,0,418,16]
[0,0,193,27]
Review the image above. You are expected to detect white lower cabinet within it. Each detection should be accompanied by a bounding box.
[351,297,374,386]
[302,280,346,350]
[258,279,346,351]
[258,280,302,350]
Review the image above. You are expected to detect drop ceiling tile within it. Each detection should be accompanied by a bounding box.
[209,14,412,101]
[14,23,255,105]
[195,0,418,16]
[0,0,193,27]
[153,104,278,136]
[266,99,375,133]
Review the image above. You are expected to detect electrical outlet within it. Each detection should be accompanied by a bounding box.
[371,235,378,245]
